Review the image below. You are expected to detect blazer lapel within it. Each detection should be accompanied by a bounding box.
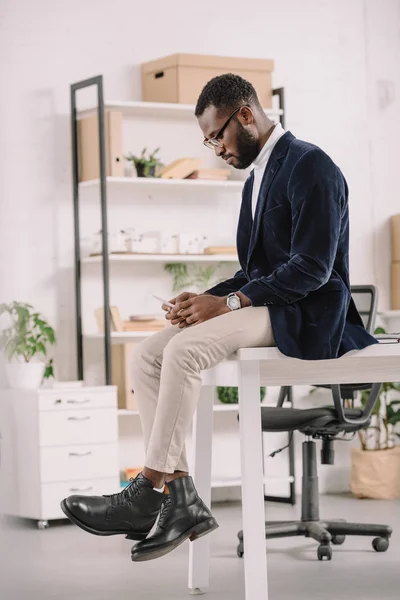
[236,172,254,271]
[246,132,294,269]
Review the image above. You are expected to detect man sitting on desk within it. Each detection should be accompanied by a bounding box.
[61,74,376,562]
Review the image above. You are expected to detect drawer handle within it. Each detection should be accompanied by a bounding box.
[67,416,91,421]
[68,451,92,457]
[69,486,94,492]
[67,399,90,405]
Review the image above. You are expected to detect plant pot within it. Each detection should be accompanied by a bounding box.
[351,447,400,499]
[135,163,156,178]
[5,362,45,390]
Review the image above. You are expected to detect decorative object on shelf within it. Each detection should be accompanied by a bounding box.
[164,262,225,293]
[0,302,56,389]
[349,327,400,499]
[204,246,237,255]
[95,306,123,332]
[121,467,143,486]
[78,110,123,182]
[186,169,230,181]
[160,157,202,180]
[141,53,274,107]
[217,386,266,404]
[91,229,130,254]
[178,232,207,254]
[125,147,163,178]
[390,213,400,309]
[123,317,166,332]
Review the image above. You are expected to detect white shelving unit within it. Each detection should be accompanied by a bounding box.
[79,100,283,120]
[73,87,287,495]
[82,253,239,264]
[80,176,244,190]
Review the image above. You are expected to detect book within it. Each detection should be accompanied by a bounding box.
[160,158,202,180]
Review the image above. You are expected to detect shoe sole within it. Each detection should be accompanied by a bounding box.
[60,500,148,541]
[131,517,219,562]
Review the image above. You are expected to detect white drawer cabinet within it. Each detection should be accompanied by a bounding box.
[0,386,120,528]
[39,409,118,446]
[40,443,119,483]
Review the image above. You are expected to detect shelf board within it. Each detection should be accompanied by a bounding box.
[85,331,156,342]
[78,100,283,120]
[211,476,294,489]
[80,176,244,191]
[379,310,400,317]
[82,253,238,264]
[118,402,277,416]
[118,404,242,417]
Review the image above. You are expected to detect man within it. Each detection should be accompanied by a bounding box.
[61,74,376,562]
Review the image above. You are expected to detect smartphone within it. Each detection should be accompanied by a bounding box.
[152,294,175,309]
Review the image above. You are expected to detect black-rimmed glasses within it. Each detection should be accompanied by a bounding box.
[203,106,245,149]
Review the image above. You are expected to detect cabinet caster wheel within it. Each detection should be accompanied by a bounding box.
[372,537,389,552]
[331,535,345,545]
[37,520,49,530]
[317,544,332,561]
[237,544,244,558]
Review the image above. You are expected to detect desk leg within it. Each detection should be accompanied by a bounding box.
[188,385,214,595]
[239,360,269,600]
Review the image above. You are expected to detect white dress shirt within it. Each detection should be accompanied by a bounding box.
[251,122,286,218]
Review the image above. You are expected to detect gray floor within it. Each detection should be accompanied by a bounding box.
[0,494,399,600]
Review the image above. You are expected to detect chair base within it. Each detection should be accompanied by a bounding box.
[237,519,392,561]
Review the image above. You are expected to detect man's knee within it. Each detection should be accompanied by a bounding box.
[130,338,161,377]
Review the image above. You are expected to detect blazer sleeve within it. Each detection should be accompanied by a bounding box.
[203,269,248,296]
[239,149,345,306]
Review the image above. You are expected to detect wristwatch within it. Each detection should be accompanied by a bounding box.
[227,292,241,311]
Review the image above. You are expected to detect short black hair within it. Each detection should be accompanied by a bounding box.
[195,73,262,117]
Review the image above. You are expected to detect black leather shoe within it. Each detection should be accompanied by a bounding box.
[60,473,166,540]
[131,475,218,561]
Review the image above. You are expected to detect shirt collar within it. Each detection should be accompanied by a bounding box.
[253,123,284,168]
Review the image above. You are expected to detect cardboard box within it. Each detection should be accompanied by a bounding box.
[111,343,137,410]
[390,214,400,262]
[391,262,400,309]
[142,53,274,107]
[78,110,124,182]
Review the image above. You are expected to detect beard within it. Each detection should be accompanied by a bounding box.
[232,122,260,170]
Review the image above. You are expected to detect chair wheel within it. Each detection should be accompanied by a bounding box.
[237,544,244,558]
[317,544,332,561]
[372,537,389,552]
[331,534,345,545]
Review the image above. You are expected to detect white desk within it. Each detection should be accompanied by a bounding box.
[190,344,400,599]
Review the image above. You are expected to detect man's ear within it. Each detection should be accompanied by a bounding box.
[237,106,254,126]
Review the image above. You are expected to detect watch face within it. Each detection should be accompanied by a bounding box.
[228,295,241,310]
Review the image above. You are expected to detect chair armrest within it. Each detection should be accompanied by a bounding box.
[331,382,382,426]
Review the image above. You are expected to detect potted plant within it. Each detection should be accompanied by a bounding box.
[217,386,266,404]
[125,147,163,178]
[350,329,400,499]
[0,302,56,389]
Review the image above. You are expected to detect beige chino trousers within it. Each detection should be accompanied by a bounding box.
[130,306,275,474]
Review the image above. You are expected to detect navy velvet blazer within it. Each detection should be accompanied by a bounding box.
[206,132,377,360]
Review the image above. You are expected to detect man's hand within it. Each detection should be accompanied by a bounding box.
[162,292,198,327]
[168,294,230,328]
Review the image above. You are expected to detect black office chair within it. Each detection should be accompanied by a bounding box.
[237,285,392,561]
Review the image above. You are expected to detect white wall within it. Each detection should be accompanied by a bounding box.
[0,0,399,492]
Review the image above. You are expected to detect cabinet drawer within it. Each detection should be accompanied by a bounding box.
[39,409,118,446]
[41,477,120,521]
[40,443,119,483]
[39,390,117,412]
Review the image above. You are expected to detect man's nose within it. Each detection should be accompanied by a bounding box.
[214,145,225,158]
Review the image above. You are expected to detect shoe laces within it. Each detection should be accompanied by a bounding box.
[104,476,143,507]
[158,495,172,528]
